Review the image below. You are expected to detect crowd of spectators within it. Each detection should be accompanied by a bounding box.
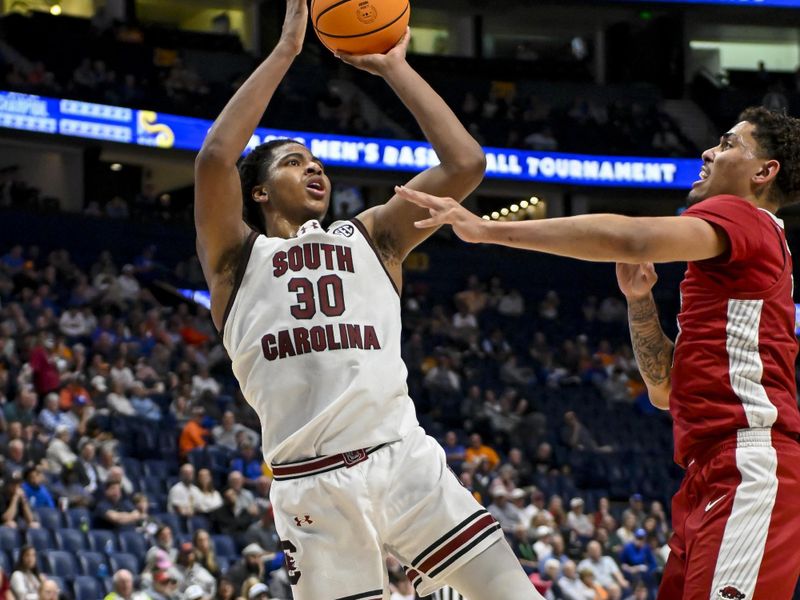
[0,211,682,600]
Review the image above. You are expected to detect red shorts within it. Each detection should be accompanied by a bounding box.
[658,428,800,600]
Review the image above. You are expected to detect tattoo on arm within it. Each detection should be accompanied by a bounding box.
[627,295,674,387]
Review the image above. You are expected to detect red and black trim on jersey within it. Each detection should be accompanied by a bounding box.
[271,444,388,481]
[219,229,259,337]
[333,590,383,600]
[350,218,400,297]
[409,509,501,579]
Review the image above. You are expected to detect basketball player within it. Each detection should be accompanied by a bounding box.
[194,1,540,598]
[397,108,800,599]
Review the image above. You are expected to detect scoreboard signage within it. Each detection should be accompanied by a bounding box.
[0,90,701,190]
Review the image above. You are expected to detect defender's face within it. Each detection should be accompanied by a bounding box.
[688,121,765,206]
[263,143,331,224]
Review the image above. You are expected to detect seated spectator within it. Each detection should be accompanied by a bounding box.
[558,560,593,600]
[106,465,135,498]
[44,425,77,475]
[5,439,28,477]
[489,463,518,497]
[225,545,265,595]
[129,381,162,421]
[36,393,72,436]
[192,530,220,578]
[174,542,216,597]
[579,568,608,600]
[58,375,92,411]
[191,366,220,399]
[50,466,93,509]
[507,448,534,486]
[143,569,180,600]
[145,525,178,568]
[464,433,500,471]
[106,380,136,417]
[497,288,525,317]
[94,481,141,530]
[0,473,38,529]
[75,440,100,495]
[567,497,595,540]
[209,488,253,543]
[619,529,658,585]
[37,579,59,600]
[561,411,612,453]
[10,546,42,600]
[229,441,261,487]
[194,469,223,515]
[212,411,258,452]
[104,569,146,600]
[441,431,465,469]
[622,494,646,529]
[534,558,566,599]
[168,464,201,516]
[244,507,279,553]
[227,471,258,518]
[21,466,55,510]
[487,489,525,536]
[95,445,119,485]
[213,577,236,600]
[578,540,629,592]
[183,584,207,600]
[179,407,209,460]
[3,390,36,427]
[612,513,637,556]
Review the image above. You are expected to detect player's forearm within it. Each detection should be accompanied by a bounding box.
[627,293,673,409]
[197,42,298,163]
[481,214,646,262]
[381,61,484,176]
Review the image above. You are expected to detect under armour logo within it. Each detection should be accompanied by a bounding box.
[297,221,321,236]
[294,515,313,527]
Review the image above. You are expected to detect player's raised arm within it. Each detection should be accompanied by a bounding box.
[194,0,306,330]
[394,186,729,264]
[337,30,486,266]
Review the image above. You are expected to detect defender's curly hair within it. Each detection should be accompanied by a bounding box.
[739,107,800,207]
[237,138,298,234]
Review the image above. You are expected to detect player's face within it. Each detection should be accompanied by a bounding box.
[687,121,766,206]
[263,143,331,224]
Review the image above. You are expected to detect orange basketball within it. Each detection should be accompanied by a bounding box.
[311,0,410,56]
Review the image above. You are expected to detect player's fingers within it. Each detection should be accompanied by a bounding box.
[394,185,437,208]
[413,215,444,229]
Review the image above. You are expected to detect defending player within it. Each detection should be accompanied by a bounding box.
[194,1,540,598]
[397,108,800,600]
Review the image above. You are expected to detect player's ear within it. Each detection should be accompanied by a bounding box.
[252,186,269,204]
[753,159,780,186]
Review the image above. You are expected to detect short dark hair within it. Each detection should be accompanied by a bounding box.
[739,107,800,207]
[237,139,299,234]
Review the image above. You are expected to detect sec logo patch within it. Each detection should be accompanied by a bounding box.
[331,223,355,238]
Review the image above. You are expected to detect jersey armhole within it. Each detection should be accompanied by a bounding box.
[219,230,259,337]
[350,217,401,297]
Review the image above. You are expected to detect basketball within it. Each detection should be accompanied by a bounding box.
[311,0,411,55]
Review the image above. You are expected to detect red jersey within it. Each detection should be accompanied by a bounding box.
[671,195,800,467]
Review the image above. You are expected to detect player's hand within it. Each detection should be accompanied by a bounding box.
[279,0,308,55]
[616,262,658,300]
[394,185,487,244]
[335,28,410,76]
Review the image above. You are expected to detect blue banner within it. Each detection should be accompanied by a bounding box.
[0,90,701,189]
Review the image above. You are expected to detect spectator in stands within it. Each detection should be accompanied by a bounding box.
[619,529,657,586]
[622,494,646,528]
[5,439,27,477]
[226,472,258,518]
[464,433,500,471]
[229,441,261,487]
[192,530,220,578]
[21,466,54,510]
[566,497,595,540]
[578,568,606,599]
[143,569,180,600]
[36,394,70,436]
[244,506,279,552]
[1,473,37,529]
[106,380,136,417]
[194,469,223,514]
[105,569,139,600]
[213,577,235,600]
[212,411,258,452]
[27,336,60,397]
[561,411,611,453]
[36,579,57,600]
[209,488,252,543]
[3,389,36,427]
[558,560,590,600]
[226,544,265,595]
[180,406,209,460]
[50,467,94,509]
[75,440,100,494]
[175,542,216,597]
[533,526,554,562]
[94,481,140,530]
[106,465,135,497]
[168,463,201,517]
[441,431,465,470]
[129,381,162,422]
[9,546,42,600]
[59,305,90,340]
[146,525,178,567]
[58,375,92,411]
[622,582,649,600]
[578,541,629,592]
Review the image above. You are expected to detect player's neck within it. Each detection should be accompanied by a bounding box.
[265,214,307,239]
[743,193,780,215]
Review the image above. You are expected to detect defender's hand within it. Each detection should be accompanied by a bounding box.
[335,28,410,76]
[616,262,658,300]
[395,185,487,244]
[280,0,308,55]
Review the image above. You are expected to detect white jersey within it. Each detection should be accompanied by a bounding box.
[222,218,418,464]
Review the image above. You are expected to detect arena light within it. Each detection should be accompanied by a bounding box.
[510,204,519,213]
[110,163,123,171]
[484,197,546,222]
[50,4,62,15]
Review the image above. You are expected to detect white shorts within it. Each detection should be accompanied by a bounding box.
[269,426,503,599]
